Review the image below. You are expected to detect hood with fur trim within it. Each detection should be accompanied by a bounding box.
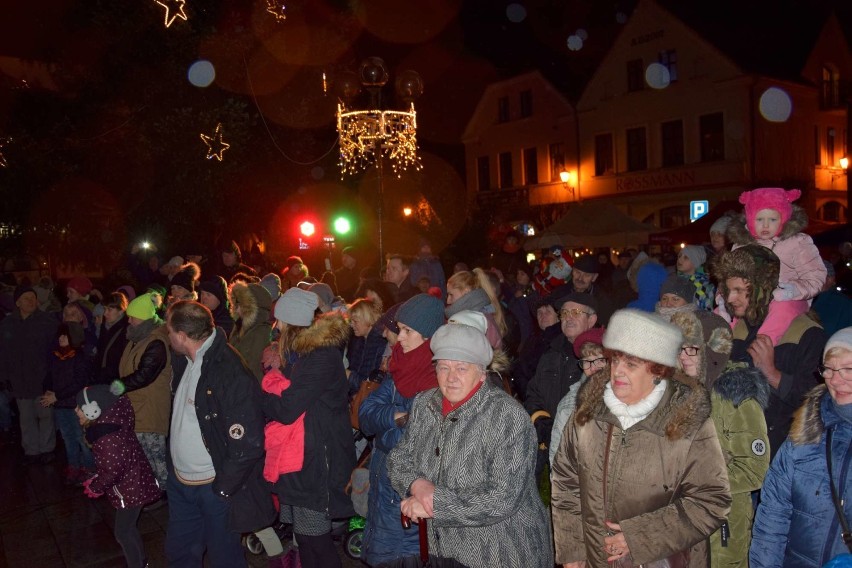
[726,205,808,246]
[292,312,350,355]
[574,366,711,441]
[714,365,770,409]
[670,310,732,389]
[230,282,272,336]
[790,384,829,446]
[712,244,780,326]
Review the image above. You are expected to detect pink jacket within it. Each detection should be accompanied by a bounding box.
[733,232,826,301]
[261,367,305,482]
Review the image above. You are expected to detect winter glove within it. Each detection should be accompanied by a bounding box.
[772,281,797,301]
[533,416,554,449]
[82,477,104,499]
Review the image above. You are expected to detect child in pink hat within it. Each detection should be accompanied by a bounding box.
[721,187,827,344]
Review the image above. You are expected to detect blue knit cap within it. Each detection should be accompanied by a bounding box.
[396,294,445,339]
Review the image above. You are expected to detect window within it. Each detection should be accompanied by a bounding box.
[523,147,538,185]
[821,66,841,109]
[822,201,844,222]
[520,89,533,118]
[549,143,566,181]
[828,128,836,165]
[660,205,689,229]
[499,152,513,188]
[626,127,647,172]
[661,120,684,167]
[477,156,490,192]
[594,134,614,176]
[497,96,510,123]
[814,125,821,165]
[699,113,724,162]
[659,49,678,82]
[627,59,644,92]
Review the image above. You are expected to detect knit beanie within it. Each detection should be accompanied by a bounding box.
[573,327,606,358]
[67,276,93,296]
[377,302,403,335]
[76,385,119,420]
[259,273,282,300]
[308,283,335,312]
[680,245,707,269]
[126,293,158,321]
[115,285,137,302]
[396,294,445,339]
[739,187,801,237]
[447,310,488,335]
[274,287,318,326]
[14,285,35,303]
[825,327,852,358]
[199,277,229,308]
[659,274,695,302]
[430,323,493,367]
[170,270,195,294]
[603,309,683,368]
[709,216,731,235]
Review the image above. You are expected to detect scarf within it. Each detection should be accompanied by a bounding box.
[654,302,697,322]
[389,340,437,398]
[445,287,491,319]
[126,317,161,343]
[603,379,668,430]
[832,398,852,425]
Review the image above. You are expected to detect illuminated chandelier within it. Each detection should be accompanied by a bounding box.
[336,57,424,177]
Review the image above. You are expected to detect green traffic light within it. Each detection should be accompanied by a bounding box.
[333,217,351,235]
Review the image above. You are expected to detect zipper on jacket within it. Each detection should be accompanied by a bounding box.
[113,486,125,508]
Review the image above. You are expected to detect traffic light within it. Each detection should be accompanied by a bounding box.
[300,221,316,237]
[333,216,351,235]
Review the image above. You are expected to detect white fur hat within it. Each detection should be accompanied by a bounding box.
[603,308,683,368]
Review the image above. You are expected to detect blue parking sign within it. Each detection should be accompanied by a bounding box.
[690,200,709,222]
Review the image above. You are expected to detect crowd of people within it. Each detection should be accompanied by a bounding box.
[0,186,850,567]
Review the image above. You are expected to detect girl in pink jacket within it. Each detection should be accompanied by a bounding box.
[722,187,827,343]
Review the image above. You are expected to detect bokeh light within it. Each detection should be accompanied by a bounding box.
[575,29,588,41]
[759,87,793,122]
[567,35,583,51]
[506,4,527,23]
[645,62,671,89]
[187,60,215,88]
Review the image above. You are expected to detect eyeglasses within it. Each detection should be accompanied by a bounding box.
[818,365,852,381]
[560,308,592,320]
[681,346,699,356]
[577,357,607,371]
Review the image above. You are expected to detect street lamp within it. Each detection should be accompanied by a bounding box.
[559,170,576,198]
[336,57,424,266]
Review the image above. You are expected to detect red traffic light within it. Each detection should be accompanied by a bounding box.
[300,221,316,237]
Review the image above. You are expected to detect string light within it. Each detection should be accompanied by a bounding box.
[265,0,287,21]
[154,0,188,28]
[200,123,230,161]
[336,103,421,176]
[0,137,9,168]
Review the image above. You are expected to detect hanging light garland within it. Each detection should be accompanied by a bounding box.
[200,123,230,161]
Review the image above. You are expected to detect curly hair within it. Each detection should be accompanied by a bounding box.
[712,244,780,326]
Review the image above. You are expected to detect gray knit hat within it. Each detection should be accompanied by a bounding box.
[659,274,695,302]
[431,323,493,367]
[259,273,281,300]
[710,216,731,235]
[603,308,683,368]
[825,327,852,358]
[274,287,318,326]
[396,294,445,339]
[308,283,335,313]
[680,245,707,269]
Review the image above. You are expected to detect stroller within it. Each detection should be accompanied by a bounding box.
[342,443,372,559]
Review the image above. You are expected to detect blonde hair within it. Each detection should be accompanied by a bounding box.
[825,346,852,362]
[447,268,507,337]
[348,298,381,327]
[277,321,308,364]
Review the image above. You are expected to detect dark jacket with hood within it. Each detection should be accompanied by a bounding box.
[94,314,130,385]
[751,385,852,567]
[524,333,584,420]
[230,282,273,381]
[0,308,59,398]
[261,313,356,519]
[201,277,234,337]
[86,396,162,509]
[511,321,562,400]
[171,327,275,533]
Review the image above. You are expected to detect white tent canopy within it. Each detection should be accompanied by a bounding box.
[524,201,657,250]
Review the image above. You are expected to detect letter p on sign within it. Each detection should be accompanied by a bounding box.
[690,200,709,222]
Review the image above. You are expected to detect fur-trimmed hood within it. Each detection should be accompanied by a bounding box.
[292,312,350,355]
[714,365,770,409]
[726,205,808,246]
[230,282,272,335]
[574,366,711,440]
[790,384,829,445]
[670,310,732,389]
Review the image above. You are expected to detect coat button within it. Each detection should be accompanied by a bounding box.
[205,414,210,420]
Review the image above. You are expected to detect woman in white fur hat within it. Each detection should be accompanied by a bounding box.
[551,308,731,567]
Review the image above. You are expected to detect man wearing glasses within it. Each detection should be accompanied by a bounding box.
[715,244,827,459]
[525,293,599,482]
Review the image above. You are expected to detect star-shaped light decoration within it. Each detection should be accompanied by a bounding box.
[265,0,286,22]
[0,137,10,168]
[200,124,230,162]
[155,0,188,28]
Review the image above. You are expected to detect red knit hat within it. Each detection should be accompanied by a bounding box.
[573,327,606,357]
[739,187,801,237]
[67,276,93,296]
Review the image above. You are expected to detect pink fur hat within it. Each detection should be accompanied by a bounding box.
[739,187,801,236]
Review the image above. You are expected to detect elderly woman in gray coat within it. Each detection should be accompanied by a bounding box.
[386,322,552,568]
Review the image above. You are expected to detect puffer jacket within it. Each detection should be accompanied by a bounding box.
[261,313,356,519]
[387,380,553,568]
[551,368,731,567]
[358,377,420,566]
[230,282,273,381]
[86,396,161,509]
[750,385,852,567]
[727,207,826,301]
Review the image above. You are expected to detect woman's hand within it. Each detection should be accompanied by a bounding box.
[604,521,630,562]
[400,496,431,522]
[39,391,57,407]
[409,478,436,517]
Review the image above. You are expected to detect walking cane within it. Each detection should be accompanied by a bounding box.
[401,513,430,566]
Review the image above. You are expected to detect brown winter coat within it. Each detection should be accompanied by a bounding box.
[121,325,172,435]
[230,282,273,381]
[551,367,731,567]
